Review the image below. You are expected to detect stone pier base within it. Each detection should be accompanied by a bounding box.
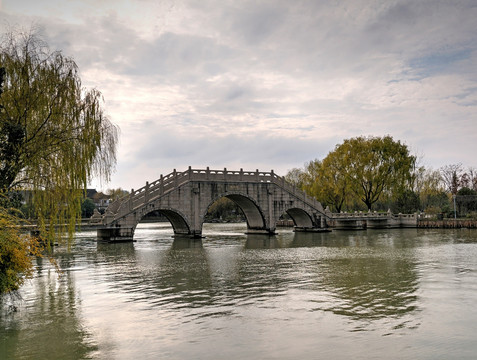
[294,227,332,233]
[244,228,277,235]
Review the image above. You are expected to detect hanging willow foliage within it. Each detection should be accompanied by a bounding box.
[0,29,119,243]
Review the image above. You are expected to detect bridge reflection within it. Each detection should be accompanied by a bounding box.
[93,225,421,333]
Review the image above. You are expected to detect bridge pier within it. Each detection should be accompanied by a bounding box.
[188,230,204,239]
[294,226,332,233]
[245,228,277,235]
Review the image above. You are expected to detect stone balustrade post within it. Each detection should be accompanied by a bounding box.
[129,189,134,210]
[160,174,164,195]
[145,181,149,202]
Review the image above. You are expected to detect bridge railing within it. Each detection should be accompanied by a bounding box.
[331,211,391,218]
[268,171,324,213]
[330,211,418,220]
[187,168,323,213]
[188,167,274,183]
[106,167,325,222]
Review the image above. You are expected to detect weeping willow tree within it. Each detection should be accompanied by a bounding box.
[0,29,118,244]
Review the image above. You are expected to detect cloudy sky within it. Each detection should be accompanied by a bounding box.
[1,0,476,191]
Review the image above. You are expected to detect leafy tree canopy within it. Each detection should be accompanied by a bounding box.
[106,187,129,200]
[284,167,305,188]
[81,197,96,218]
[297,136,416,211]
[335,135,416,210]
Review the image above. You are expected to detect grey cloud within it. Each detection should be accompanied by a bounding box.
[128,32,236,79]
[2,0,477,190]
[408,49,474,78]
[132,126,337,171]
[223,2,288,45]
[364,1,477,63]
[40,13,141,71]
[43,15,236,81]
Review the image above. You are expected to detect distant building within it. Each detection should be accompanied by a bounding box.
[86,189,98,199]
[86,189,112,213]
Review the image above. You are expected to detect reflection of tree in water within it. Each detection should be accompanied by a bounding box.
[319,256,419,321]
[1,259,97,360]
[287,231,421,331]
[301,232,421,332]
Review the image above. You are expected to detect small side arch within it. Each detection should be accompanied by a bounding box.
[285,207,314,228]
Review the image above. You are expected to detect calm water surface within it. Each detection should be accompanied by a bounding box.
[2,223,477,359]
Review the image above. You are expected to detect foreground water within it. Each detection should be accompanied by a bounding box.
[2,223,477,359]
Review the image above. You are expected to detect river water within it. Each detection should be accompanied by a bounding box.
[2,223,477,359]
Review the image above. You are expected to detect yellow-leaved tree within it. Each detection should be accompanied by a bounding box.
[0,202,43,294]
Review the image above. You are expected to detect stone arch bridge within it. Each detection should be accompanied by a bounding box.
[97,167,329,241]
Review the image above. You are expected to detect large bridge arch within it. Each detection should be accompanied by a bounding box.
[118,207,192,240]
[202,192,267,231]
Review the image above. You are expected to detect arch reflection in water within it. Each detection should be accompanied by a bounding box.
[127,223,421,332]
[245,234,282,249]
[171,236,203,250]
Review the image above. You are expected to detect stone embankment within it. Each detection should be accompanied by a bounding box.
[418,219,477,229]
